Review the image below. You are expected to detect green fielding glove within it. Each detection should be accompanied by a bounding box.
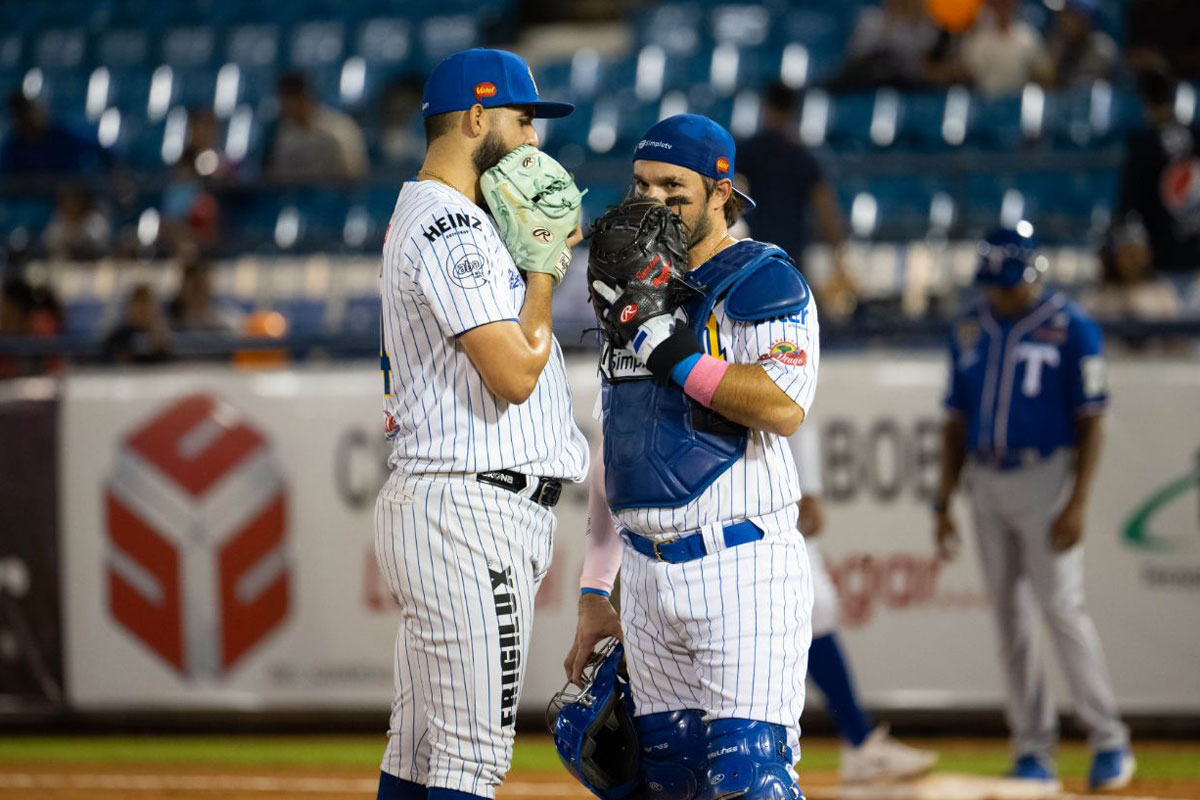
[480,144,586,284]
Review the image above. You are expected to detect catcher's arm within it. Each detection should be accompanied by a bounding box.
[566,449,623,685]
[707,365,805,436]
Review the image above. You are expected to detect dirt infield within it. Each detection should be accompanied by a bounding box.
[2,762,1199,800]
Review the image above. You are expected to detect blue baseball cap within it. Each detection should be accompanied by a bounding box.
[421,48,573,120]
[632,114,755,208]
[976,226,1046,288]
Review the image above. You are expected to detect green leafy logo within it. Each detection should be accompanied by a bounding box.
[1123,461,1200,552]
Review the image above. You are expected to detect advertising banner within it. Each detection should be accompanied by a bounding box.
[59,356,1200,713]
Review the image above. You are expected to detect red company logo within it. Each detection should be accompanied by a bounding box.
[619,304,638,324]
[106,394,289,678]
[474,82,498,101]
[715,157,730,174]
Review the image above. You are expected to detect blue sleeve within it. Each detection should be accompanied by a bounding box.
[1067,314,1108,416]
[944,330,967,416]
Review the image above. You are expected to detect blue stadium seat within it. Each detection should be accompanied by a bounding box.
[227,24,281,69]
[415,15,479,71]
[356,18,412,69]
[967,93,1025,151]
[826,92,875,152]
[342,295,380,335]
[63,300,108,337]
[897,91,953,151]
[33,28,87,72]
[274,298,328,333]
[95,29,151,69]
[162,25,219,68]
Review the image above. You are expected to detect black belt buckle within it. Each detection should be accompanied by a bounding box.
[533,478,562,508]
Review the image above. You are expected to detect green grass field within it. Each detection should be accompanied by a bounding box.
[1,735,1198,781]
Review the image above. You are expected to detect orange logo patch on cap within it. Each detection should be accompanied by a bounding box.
[474,82,498,101]
[715,157,730,174]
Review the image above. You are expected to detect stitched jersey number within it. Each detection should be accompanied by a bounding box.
[380,322,392,397]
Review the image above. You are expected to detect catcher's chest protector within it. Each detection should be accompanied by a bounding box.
[601,240,790,511]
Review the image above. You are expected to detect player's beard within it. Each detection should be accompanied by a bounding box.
[471,130,508,177]
[685,210,713,249]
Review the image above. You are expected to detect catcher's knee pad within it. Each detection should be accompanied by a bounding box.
[704,719,800,800]
[635,710,708,800]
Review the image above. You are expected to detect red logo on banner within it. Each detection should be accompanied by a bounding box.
[106,394,290,677]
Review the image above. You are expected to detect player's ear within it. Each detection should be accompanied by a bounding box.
[712,178,733,211]
[465,104,487,138]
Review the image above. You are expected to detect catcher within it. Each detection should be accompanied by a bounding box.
[558,114,820,800]
[374,48,590,800]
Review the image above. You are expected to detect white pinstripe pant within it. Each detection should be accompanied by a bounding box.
[374,472,555,799]
[619,525,814,766]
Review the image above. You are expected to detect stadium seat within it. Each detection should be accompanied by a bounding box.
[415,15,479,71]
[356,18,411,68]
[161,25,219,68]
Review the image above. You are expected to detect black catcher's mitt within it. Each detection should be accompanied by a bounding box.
[586,199,698,349]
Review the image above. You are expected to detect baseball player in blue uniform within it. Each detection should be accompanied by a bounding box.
[375,49,588,800]
[933,226,1134,790]
[566,114,818,800]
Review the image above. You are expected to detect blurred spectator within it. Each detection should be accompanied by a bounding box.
[103,283,172,364]
[1125,0,1200,80]
[737,82,857,315]
[43,185,112,261]
[161,110,224,252]
[1084,233,1180,321]
[1114,67,1200,278]
[263,72,368,182]
[168,259,235,333]
[378,74,426,165]
[961,0,1051,96]
[0,92,109,179]
[837,0,944,90]
[1045,0,1118,88]
[0,275,62,378]
[181,109,236,179]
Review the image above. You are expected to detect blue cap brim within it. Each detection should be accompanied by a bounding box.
[530,101,574,119]
[733,186,755,210]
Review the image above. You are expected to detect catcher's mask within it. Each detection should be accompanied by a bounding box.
[546,638,640,800]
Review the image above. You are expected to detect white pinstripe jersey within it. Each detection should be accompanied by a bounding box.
[606,246,821,537]
[380,179,588,481]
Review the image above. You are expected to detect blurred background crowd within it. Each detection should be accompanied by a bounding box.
[1,0,1199,375]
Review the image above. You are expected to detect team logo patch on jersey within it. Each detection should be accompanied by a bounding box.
[474,82,497,101]
[759,340,806,367]
[450,248,488,288]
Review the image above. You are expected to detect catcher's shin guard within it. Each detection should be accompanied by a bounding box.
[635,710,708,800]
[704,719,801,800]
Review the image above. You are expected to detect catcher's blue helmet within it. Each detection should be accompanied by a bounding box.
[547,638,640,800]
[975,225,1048,288]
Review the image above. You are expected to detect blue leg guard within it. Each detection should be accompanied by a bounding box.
[704,719,800,800]
[635,710,708,800]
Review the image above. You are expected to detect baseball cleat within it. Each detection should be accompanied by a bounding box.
[839,724,939,783]
[1008,754,1057,781]
[1088,748,1136,790]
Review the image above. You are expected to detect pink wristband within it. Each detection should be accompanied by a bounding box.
[682,355,729,408]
